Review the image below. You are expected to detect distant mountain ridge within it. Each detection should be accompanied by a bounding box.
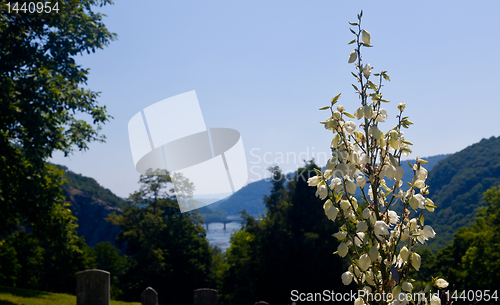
[56,165,124,248]
[425,136,500,251]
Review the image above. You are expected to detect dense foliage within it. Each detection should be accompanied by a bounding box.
[413,185,500,304]
[219,163,349,305]
[107,171,215,304]
[0,0,115,294]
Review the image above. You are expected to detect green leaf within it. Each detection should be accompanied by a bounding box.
[351,72,358,78]
[352,84,359,91]
[319,106,330,110]
[380,99,390,103]
[349,22,359,26]
[331,93,342,105]
[344,112,355,119]
[383,73,391,82]
[350,28,356,35]
[402,140,413,145]
[373,73,380,76]
[408,161,413,169]
[420,214,424,226]
[389,153,397,167]
[348,39,356,45]
[368,81,377,90]
[417,158,429,164]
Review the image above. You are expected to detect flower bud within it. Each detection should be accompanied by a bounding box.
[341,271,353,285]
[356,176,367,188]
[402,281,413,292]
[435,278,449,289]
[398,102,406,111]
[338,242,348,257]
[361,29,371,44]
[359,253,371,271]
[326,206,339,221]
[363,104,373,118]
[348,50,357,63]
[363,63,372,79]
[411,252,421,271]
[333,231,347,240]
[346,180,356,194]
[357,221,368,232]
[337,105,345,112]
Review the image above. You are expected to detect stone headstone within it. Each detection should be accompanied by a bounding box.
[76,269,110,305]
[141,287,158,305]
[193,288,218,305]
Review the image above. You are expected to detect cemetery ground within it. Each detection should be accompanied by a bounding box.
[0,286,140,305]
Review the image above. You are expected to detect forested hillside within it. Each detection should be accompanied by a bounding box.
[57,165,124,247]
[425,136,500,251]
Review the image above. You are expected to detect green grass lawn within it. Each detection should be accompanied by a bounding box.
[0,286,140,305]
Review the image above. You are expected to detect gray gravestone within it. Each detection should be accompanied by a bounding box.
[141,287,158,305]
[76,269,110,305]
[193,288,218,305]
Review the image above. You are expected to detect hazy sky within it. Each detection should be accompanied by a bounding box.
[50,0,500,199]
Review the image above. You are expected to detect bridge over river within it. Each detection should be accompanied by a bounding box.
[204,218,244,230]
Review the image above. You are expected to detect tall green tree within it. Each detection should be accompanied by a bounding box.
[108,170,214,304]
[0,0,115,292]
[220,162,349,305]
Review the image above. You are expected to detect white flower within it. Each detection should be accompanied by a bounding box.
[395,166,404,181]
[430,294,441,305]
[409,194,425,210]
[388,210,400,224]
[315,184,328,200]
[414,179,426,189]
[374,221,390,239]
[417,167,428,180]
[354,107,364,120]
[363,63,372,79]
[363,104,373,119]
[411,252,421,271]
[356,176,367,188]
[345,120,356,134]
[307,176,320,186]
[402,281,413,292]
[359,253,371,271]
[341,271,353,285]
[399,246,409,262]
[385,165,396,180]
[337,105,345,112]
[346,179,356,194]
[354,297,365,305]
[355,232,365,247]
[356,221,368,232]
[333,231,347,240]
[435,278,449,289]
[423,225,436,239]
[326,206,339,221]
[338,242,348,257]
[362,29,371,44]
[362,207,371,219]
[340,199,351,210]
[349,50,357,63]
[376,108,388,122]
[330,177,343,192]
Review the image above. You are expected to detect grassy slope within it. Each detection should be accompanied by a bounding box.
[0,286,139,305]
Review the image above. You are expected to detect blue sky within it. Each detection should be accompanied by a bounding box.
[50,0,500,199]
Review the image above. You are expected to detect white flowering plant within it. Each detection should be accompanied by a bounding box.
[309,11,450,305]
